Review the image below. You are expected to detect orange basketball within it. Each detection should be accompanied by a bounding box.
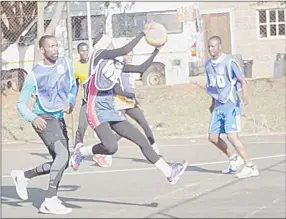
[145,22,167,47]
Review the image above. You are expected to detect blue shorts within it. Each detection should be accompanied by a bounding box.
[209,106,241,134]
[95,95,126,124]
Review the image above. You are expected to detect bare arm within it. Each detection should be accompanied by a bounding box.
[237,76,248,105]
[209,97,215,113]
[231,61,248,105]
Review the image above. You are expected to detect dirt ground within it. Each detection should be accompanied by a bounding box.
[2,76,285,143]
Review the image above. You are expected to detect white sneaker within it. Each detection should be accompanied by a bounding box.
[222,155,244,174]
[11,170,29,200]
[39,196,72,215]
[151,143,161,155]
[235,164,259,179]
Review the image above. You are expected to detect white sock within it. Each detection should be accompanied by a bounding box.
[79,146,93,157]
[229,154,237,160]
[246,161,254,167]
[155,158,172,177]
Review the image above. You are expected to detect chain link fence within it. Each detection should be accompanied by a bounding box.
[2,1,203,143]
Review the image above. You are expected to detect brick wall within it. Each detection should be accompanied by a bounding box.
[198,2,285,78]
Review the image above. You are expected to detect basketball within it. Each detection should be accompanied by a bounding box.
[145,22,167,47]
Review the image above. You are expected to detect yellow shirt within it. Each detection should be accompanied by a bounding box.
[74,60,89,84]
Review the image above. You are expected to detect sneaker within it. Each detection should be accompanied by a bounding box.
[167,160,188,185]
[39,196,72,214]
[235,164,259,179]
[151,143,161,155]
[222,155,244,174]
[93,154,112,168]
[11,170,29,200]
[70,145,85,170]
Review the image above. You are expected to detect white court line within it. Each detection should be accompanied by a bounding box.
[2,141,285,152]
[2,154,285,178]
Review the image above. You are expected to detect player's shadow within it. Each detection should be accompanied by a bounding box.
[27,153,221,174]
[186,165,222,174]
[1,185,158,211]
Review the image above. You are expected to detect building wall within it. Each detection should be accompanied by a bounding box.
[198,1,285,78]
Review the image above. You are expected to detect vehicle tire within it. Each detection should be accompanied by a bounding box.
[142,63,165,86]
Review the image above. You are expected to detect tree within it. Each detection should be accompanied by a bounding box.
[101,2,135,37]
[0,1,53,52]
[33,1,65,64]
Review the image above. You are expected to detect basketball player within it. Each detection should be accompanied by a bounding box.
[11,35,77,214]
[73,45,161,167]
[92,48,161,167]
[206,35,259,178]
[73,42,90,150]
[70,24,188,184]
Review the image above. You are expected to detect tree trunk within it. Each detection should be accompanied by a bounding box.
[33,1,45,65]
[44,2,65,35]
[33,2,65,65]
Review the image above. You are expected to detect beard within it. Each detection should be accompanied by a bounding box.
[45,54,58,63]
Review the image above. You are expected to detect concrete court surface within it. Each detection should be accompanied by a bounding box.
[1,133,285,218]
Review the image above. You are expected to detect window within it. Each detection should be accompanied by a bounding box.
[71,15,106,41]
[112,10,182,38]
[19,20,51,46]
[112,13,147,38]
[258,9,285,38]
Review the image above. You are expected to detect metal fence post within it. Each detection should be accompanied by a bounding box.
[66,2,75,147]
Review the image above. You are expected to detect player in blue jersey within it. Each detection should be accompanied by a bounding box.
[11,35,77,214]
[206,35,259,178]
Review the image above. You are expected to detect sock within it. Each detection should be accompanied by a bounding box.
[155,158,172,177]
[229,154,237,161]
[79,145,93,157]
[246,161,254,167]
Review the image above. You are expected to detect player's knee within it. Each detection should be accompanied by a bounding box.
[208,134,219,144]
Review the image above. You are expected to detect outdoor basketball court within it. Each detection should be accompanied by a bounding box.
[1,133,285,218]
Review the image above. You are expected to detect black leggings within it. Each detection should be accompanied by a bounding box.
[122,107,155,145]
[75,103,155,146]
[92,120,160,164]
[24,115,70,198]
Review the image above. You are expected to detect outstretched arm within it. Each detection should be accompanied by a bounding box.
[100,32,146,59]
[122,48,159,74]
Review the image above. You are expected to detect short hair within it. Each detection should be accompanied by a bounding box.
[77,42,89,52]
[39,35,55,48]
[208,35,222,44]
